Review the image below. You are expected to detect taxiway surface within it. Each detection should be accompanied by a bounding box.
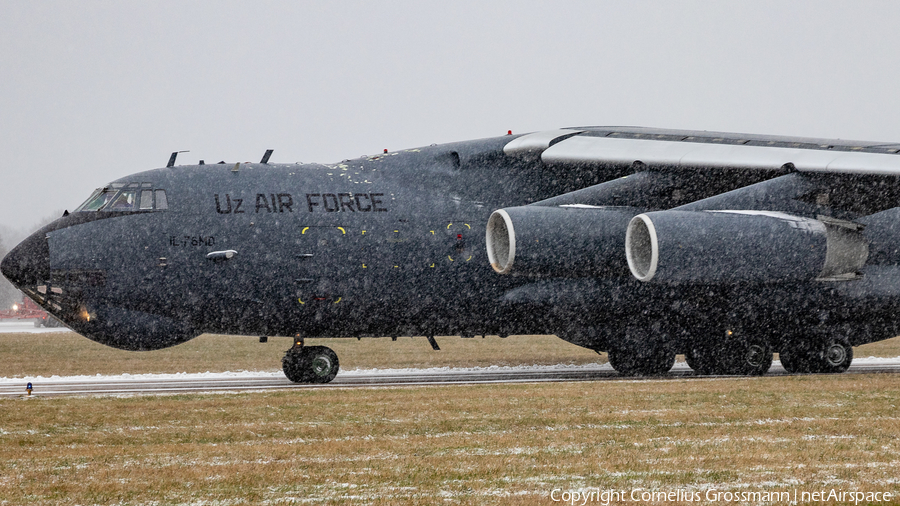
[2,358,899,397]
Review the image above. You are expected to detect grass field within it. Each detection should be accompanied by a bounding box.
[2,333,900,505]
[0,332,608,378]
[1,331,900,378]
[1,375,899,504]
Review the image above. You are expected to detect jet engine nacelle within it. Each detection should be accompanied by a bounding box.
[625,210,869,283]
[486,206,637,277]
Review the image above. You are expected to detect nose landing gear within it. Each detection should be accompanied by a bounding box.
[282,340,340,383]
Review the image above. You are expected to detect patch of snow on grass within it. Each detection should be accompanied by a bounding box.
[2,356,899,384]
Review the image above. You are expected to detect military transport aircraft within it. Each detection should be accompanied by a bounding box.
[4,126,900,382]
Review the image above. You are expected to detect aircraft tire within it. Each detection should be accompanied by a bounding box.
[282,346,340,383]
[608,344,675,376]
[684,342,721,375]
[305,346,340,383]
[808,337,853,374]
[282,349,309,383]
[720,337,773,376]
[779,343,812,374]
[780,336,852,374]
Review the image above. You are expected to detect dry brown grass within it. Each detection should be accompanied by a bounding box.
[854,336,900,359]
[1,375,899,505]
[2,331,900,379]
[0,332,606,378]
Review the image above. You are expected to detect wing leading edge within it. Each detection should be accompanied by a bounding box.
[509,127,900,175]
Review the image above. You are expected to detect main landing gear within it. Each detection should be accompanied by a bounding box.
[779,335,853,374]
[607,329,676,376]
[600,323,856,376]
[282,339,340,383]
[685,332,773,376]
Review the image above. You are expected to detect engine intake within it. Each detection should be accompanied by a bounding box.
[486,206,637,277]
[625,210,868,283]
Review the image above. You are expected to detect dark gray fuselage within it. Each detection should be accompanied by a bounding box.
[6,128,900,358]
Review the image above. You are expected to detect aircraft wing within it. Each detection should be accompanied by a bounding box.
[485,126,900,376]
[489,127,900,286]
[506,127,900,175]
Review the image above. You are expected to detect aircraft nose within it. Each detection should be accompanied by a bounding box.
[1,231,50,289]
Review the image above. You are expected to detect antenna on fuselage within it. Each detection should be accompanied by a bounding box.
[166,150,189,168]
[260,149,274,164]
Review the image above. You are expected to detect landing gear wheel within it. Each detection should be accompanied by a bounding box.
[809,337,853,374]
[780,337,852,374]
[306,346,340,382]
[282,346,340,383]
[282,349,309,383]
[779,345,811,374]
[608,345,675,376]
[685,329,772,376]
[818,338,852,373]
[684,342,722,375]
[721,338,772,376]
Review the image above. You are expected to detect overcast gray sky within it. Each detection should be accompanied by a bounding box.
[3,1,900,237]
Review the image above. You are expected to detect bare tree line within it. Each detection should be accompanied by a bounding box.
[0,231,19,309]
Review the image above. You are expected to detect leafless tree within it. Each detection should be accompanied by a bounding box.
[0,232,19,309]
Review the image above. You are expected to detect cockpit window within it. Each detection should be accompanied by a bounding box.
[76,189,118,212]
[139,190,153,210]
[76,185,169,212]
[104,190,137,211]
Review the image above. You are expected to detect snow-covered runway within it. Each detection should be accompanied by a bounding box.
[2,358,899,397]
[0,321,70,334]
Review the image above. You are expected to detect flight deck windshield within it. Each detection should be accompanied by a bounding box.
[105,190,137,211]
[75,183,168,212]
[76,188,118,211]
